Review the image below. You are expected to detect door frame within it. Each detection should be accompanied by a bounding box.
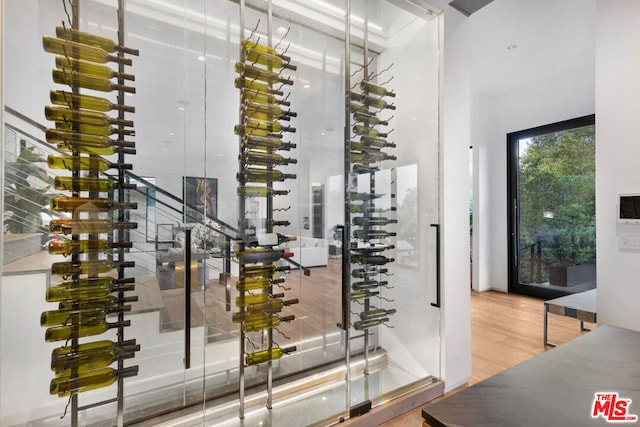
[507,114,595,299]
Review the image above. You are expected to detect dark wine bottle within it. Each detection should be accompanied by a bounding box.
[244,233,297,247]
[237,168,296,183]
[351,254,395,265]
[353,229,397,239]
[352,217,398,226]
[352,280,389,290]
[239,218,291,229]
[351,267,388,278]
[236,248,293,264]
[242,135,296,151]
[240,151,297,167]
[353,317,389,331]
[359,308,396,321]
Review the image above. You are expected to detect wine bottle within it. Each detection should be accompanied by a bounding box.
[54,120,134,137]
[241,88,291,107]
[350,103,370,114]
[237,248,293,264]
[242,135,296,152]
[360,80,396,98]
[239,218,291,229]
[243,101,297,119]
[58,295,138,311]
[46,277,134,302]
[50,365,138,397]
[243,314,295,332]
[353,112,389,126]
[349,290,380,300]
[234,77,284,96]
[360,94,396,110]
[352,217,398,226]
[246,298,299,315]
[41,305,131,327]
[42,36,132,65]
[244,117,295,133]
[50,219,137,235]
[241,39,291,62]
[351,254,395,265]
[48,154,131,172]
[351,267,388,278]
[51,259,135,276]
[353,317,389,331]
[244,48,297,71]
[245,345,296,366]
[240,151,297,167]
[235,292,285,307]
[48,238,131,256]
[360,308,396,321]
[51,90,134,113]
[360,135,396,148]
[55,55,135,81]
[351,152,397,163]
[52,343,139,377]
[50,196,115,212]
[45,319,131,342]
[237,168,296,183]
[352,280,389,290]
[46,129,134,149]
[349,91,363,102]
[56,142,116,156]
[52,69,135,93]
[234,124,273,138]
[237,186,289,198]
[352,125,387,138]
[241,264,290,279]
[350,204,397,214]
[55,26,139,55]
[236,277,286,292]
[244,233,297,247]
[353,229,397,239]
[54,176,114,192]
[235,62,293,85]
[45,105,133,127]
[351,246,395,256]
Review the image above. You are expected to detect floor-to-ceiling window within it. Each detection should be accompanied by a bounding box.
[508,115,596,299]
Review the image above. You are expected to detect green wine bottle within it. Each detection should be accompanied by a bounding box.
[352,125,387,138]
[55,26,139,55]
[353,317,389,331]
[240,264,290,279]
[48,154,130,172]
[52,343,138,377]
[360,80,396,98]
[237,186,289,197]
[48,238,113,255]
[352,280,389,290]
[55,55,135,81]
[51,259,135,276]
[360,94,396,110]
[41,305,131,328]
[54,176,114,192]
[353,112,389,126]
[243,101,297,118]
[241,88,291,106]
[244,117,295,133]
[235,292,285,307]
[235,62,293,85]
[50,90,135,113]
[245,345,296,366]
[244,48,297,71]
[49,365,138,397]
[237,168,296,183]
[236,277,286,292]
[52,69,135,93]
[42,36,131,65]
[57,295,138,311]
[49,219,137,235]
[246,298,299,315]
[46,277,133,302]
[243,314,295,332]
[244,233,297,247]
[45,105,133,127]
[234,77,284,96]
[351,267,388,278]
[242,135,296,152]
[50,196,115,212]
[54,120,134,137]
[359,308,396,321]
[45,320,130,343]
[349,290,380,301]
[241,39,291,62]
[240,151,297,167]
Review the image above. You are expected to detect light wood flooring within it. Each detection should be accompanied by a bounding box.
[379,289,596,427]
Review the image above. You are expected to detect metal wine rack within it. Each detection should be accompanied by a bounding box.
[344,21,398,382]
[41,1,139,425]
[234,0,299,418]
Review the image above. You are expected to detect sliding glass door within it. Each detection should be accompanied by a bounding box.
[507,115,596,299]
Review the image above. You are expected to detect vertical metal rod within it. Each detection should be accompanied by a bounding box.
[430,224,441,308]
[238,0,246,419]
[362,0,371,383]
[266,0,274,411]
[343,0,352,413]
[184,228,192,369]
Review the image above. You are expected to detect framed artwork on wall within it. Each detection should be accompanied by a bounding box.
[183,176,217,222]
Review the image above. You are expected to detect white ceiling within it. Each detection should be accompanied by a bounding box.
[466,0,595,96]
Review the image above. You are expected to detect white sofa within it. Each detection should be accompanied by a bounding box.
[283,236,328,268]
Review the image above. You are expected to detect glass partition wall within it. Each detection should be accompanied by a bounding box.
[0,1,442,426]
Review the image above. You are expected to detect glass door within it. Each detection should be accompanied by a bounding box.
[508,115,596,299]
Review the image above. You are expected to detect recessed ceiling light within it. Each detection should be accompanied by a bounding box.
[303,84,310,89]
[197,55,206,61]
[277,27,288,35]
[178,106,185,111]
[320,132,326,135]
[169,132,174,136]
[507,44,518,50]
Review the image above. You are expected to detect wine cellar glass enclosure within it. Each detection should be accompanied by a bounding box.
[1,0,442,425]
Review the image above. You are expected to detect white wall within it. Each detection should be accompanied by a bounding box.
[469,0,596,292]
[595,0,640,331]
[440,7,472,392]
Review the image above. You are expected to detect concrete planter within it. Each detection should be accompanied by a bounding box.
[548,264,596,287]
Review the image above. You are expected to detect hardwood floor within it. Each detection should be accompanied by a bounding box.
[379,289,596,427]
